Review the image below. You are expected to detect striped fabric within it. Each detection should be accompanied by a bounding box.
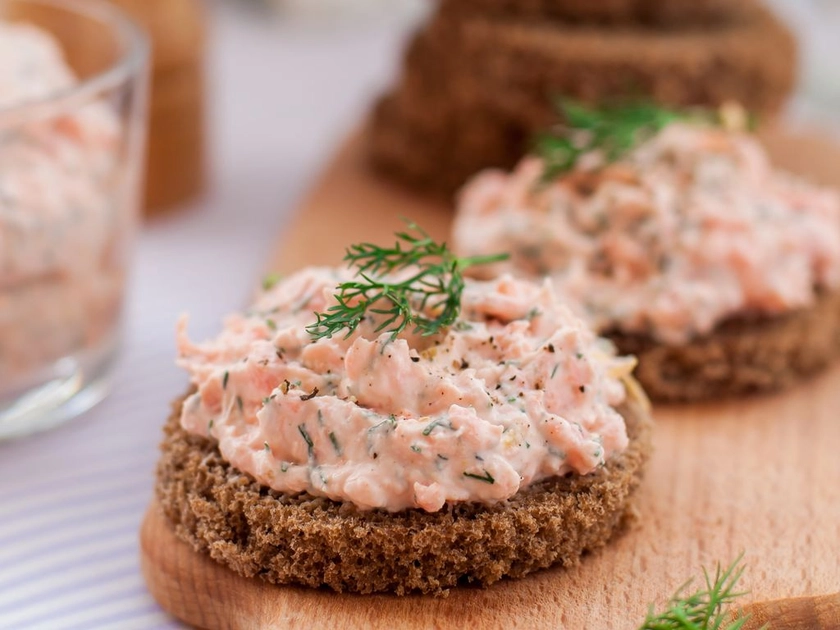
[0,299,187,627]
[0,174,287,628]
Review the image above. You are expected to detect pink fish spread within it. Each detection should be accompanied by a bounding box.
[453,123,840,344]
[176,268,634,513]
[0,23,123,380]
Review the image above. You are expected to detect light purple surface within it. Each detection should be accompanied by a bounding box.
[0,3,416,628]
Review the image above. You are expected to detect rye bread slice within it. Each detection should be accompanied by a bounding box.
[610,290,840,403]
[368,93,523,197]
[368,3,796,197]
[155,394,653,596]
[416,3,796,131]
[437,0,737,27]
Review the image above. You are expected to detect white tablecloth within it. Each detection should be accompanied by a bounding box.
[0,4,415,627]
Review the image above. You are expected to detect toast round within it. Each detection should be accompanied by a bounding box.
[437,0,736,27]
[444,3,796,130]
[610,291,840,402]
[155,394,653,596]
[369,92,520,197]
[368,3,796,197]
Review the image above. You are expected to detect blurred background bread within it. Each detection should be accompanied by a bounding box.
[111,0,207,214]
[369,0,798,197]
[438,0,735,26]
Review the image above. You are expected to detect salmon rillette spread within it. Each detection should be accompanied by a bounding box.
[0,22,124,379]
[176,268,636,513]
[453,123,840,345]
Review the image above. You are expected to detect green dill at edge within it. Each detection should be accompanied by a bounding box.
[536,99,696,182]
[637,553,762,630]
[262,273,283,291]
[222,371,229,389]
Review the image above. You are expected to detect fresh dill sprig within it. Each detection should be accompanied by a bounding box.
[536,100,759,182]
[306,223,508,341]
[536,100,685,181]
[638,554,762,630]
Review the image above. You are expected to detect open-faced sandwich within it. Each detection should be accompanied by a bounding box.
[453,103,840,401]
[156,227,652,595]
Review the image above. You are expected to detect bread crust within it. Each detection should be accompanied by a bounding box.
[446,3,796,130]
[438,0,736,27]
[610,291,840,402]
[368,3,796,196]
[155,395,653,596]
[369,93,521,196]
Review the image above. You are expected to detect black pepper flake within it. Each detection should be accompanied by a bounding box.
[300,387,320,401]
[460,359,470,370]
[411,356,420,363]
[579,385,586,393]
[547,344,556,353]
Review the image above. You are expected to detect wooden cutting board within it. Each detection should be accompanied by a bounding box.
[140,127,840,629]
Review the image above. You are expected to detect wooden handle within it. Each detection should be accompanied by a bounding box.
[736,593,840,629]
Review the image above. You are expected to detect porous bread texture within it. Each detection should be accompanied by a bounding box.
[368,2,797,197]
[369,93,521,197]
[610,291,840,402]
[156,395,653,596]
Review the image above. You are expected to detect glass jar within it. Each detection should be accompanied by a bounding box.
[0,0,148,439]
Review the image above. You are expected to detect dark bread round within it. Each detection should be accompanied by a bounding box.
[368,92,522,197]
[438,0,737,27]
[368,3,796,197]
[156,394,652,596]
[446,2,796,130]
[610,291,840,402]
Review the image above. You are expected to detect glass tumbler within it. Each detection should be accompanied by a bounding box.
[0,0,149,439]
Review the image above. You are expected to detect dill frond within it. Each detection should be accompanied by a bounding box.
[306,223,507,341]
